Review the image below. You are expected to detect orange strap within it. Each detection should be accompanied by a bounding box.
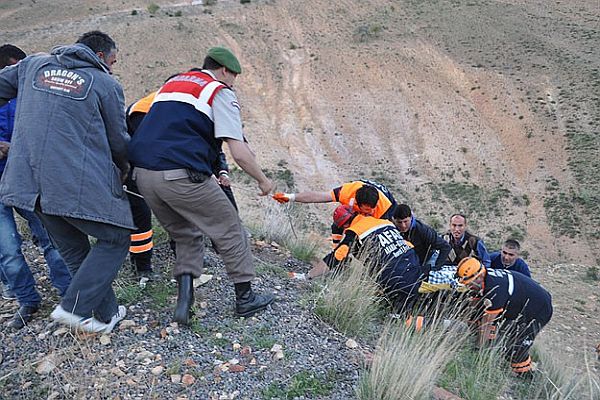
[131,230,153,242]
[415,316,425,332]
[511,356,532,373]
[130,242,153,253]
[484,308,503,315]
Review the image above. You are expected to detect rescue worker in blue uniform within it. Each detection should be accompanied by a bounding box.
[456,257,552,377]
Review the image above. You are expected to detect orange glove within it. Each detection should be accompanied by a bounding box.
[272,192,295,203]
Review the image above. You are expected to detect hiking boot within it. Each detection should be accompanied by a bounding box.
[7,305,39,329]
[1,283,16,300]
[173,274,194,325]
[234,282,274,317]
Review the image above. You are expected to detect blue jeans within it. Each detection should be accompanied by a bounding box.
[0,204,64,306]
[36,211,130,323]
[0,205,71,307]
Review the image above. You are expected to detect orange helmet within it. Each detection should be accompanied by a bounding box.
[333,205,356,228]
[456,257,485,284]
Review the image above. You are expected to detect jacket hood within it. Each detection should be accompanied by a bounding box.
[50,44,110,73]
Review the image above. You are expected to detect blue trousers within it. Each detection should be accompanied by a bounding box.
[0,204,71,307]
[36,211,130,323]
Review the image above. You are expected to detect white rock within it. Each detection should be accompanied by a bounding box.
[99,335,111,346]
[170,374,181,383]
[232,343,241,351]
[229,358,239,365]
[151,366,164,376]
[270,344,283,353]
[215,332,223,339]
[274,351,284,360]
[193,274,213,288]
[199,301,208,309]
[345,339,359,349]
[111,367,125,377]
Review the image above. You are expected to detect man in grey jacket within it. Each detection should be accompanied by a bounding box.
[0,31,134,333]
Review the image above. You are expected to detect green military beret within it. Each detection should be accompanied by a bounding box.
[207,47,242,74]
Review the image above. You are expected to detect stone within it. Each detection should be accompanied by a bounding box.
[270,344,282,353]
[229,364,246,373]
[151,366,164,376]
[193,274,213,288]
[181,373,195,385]
[99,335,111,346]
[111,367,125,377]
[345,339,359,349]
[170,374,181,383]
[119,320,136,329]
[36,355,58,374]
[53,327,69,336]
[134,326,148,335]
[240,346,252,357]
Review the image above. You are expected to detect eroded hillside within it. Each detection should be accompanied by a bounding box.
[1,0,598,264]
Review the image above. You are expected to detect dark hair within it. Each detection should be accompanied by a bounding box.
[450,213,467,223]
[393,204,412,220]
[504,239,521,250]
[355,185,379,208]
[76,31,116,55]
[202,56,223,71]
[0,44,26,69]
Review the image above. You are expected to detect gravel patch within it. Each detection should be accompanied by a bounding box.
[0,240,367,399]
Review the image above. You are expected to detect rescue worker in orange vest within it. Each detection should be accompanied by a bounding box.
[125,93,156,277]
[456,257,553,377]
[273,179,397,248]
[324,205,423,312]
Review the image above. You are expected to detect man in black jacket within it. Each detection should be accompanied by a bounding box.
[392,204,451,274]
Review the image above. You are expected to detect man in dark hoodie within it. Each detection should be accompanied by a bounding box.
[0,31,134,333]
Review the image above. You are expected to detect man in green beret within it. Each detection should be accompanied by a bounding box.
[129,47,275,324]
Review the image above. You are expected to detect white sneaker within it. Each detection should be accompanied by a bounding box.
[103,305,127,333]
[51,304,126,334]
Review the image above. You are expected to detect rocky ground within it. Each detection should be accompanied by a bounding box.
[0,238,364,400]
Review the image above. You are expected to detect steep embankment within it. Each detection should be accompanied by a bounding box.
[3,0,597,264]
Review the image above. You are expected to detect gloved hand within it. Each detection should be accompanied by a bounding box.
[272,192,295,203]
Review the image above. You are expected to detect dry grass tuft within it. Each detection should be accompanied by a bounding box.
[314,258,383,338]
[357,317,466,400]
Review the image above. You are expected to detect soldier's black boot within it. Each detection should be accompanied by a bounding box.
[173,274,194,325]
[234,282,274,317]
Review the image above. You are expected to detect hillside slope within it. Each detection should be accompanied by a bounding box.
[2,0,598,265]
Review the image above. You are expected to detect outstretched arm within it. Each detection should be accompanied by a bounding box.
[226,138,273,196]
[273,190,332,203]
